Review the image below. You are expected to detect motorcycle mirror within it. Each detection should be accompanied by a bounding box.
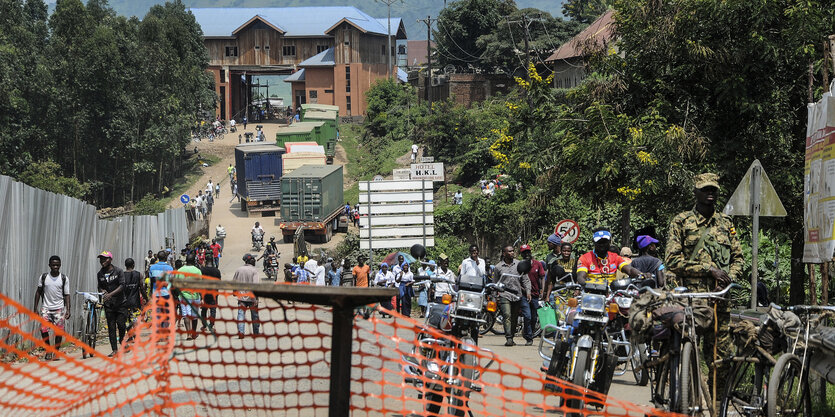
[517,259,532,275]
[410,244,426,260]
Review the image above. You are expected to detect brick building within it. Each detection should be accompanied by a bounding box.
[190,7,406,119]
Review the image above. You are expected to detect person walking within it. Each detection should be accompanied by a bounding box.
[520,244,544,345]
[492,246,530,346]
[398,262,415,317]
[32,256,71,361]
[96,251,126,357]
[209,239,222,268]
[459,244,486,278]
[122,258,146,335]
[175,254,202,340]
[327,261,341,286]
[199,263,220,332]
[230,182,239,203]
[233,254,260,338]
[666,173,743,409]
[352,256,370,287]
[632,235,666,287]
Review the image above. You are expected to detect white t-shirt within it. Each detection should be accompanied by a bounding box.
[39,273,69,310]
[230,119,236,127]
[400,270,414,284]
[433,268,456,297]
[314,265,326,286]
[375,270,395,287]
[411,144,418,154]
[460,257,486,278]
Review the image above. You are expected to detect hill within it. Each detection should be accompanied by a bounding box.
[101,0,567,42]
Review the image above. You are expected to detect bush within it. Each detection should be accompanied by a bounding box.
[133,193,167,215]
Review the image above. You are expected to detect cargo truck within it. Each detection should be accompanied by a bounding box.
[282,151,326,175]
[234,144,285,216]
[279,165,347,243]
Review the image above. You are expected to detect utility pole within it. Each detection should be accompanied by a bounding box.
[376,0,400,79]
[417,16,437,107]
[505,14,542,82]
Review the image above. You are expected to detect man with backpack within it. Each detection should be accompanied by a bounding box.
[33,255,71,361]
[97,251,126,357]
[122,258,146,334]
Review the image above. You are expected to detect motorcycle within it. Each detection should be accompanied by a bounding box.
[402,245,532,416]
[540,275,618,416]
[264,253,280,280]
[606,279,642,383]
[252,231,263,251]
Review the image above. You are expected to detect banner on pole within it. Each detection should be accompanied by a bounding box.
[804,90,835,263]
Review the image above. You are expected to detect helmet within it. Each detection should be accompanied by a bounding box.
[270,236,276,241]
[242,253,255,263]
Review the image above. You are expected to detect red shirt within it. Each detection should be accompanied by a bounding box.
[210,243,221,257]
[526,258,546,297]
[576,251,629,284]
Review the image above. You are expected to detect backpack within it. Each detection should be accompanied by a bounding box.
[40,273,68,295]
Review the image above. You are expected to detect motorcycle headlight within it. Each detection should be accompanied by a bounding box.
[614,296,633,309]
[457,291,483,311]
[581,294,606,313]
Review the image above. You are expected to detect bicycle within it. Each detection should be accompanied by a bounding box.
[765,304,835,417]
[76,291,103,359]
[640,283,742,416]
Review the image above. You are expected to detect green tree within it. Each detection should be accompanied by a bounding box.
[476,8,582,75]
[434,0,516,71]
[18,160,89,199]
[562,0,612,24]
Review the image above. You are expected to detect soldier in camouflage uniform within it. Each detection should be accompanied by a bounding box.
[665,173,743,409]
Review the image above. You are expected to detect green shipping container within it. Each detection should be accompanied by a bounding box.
[280,165,344,222]
[301,110,338,143]
[275,122,323,148]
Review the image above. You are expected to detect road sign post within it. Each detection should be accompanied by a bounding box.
[723,159,786,308]
[555,219,580,244]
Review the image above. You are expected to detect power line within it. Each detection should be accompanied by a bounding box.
[435,20,486,60]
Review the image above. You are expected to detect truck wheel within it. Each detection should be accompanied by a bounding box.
[240,201,247,212]
[321,222,332,243]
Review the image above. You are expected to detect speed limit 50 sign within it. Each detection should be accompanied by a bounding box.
[555,219,580,244]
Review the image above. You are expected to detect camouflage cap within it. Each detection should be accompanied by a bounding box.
[694,173,720,189]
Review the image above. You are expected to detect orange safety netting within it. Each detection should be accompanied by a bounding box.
[0,276,683,416]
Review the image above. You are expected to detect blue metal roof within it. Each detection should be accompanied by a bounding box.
[189,7,403,38]
[397,68,408,83]
[299,48,335,67]
[284,69,305,82]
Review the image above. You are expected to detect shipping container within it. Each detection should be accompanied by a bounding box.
[275,124,314,148]
[283,141,318,153]
[234,144,285,215]
[300,103,339,118]
[279,165,345,243]
[281,152,327,175]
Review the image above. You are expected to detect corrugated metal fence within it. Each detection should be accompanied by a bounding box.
[0,175,188,341]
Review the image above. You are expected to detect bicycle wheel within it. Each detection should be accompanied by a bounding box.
[720,359,766,417]
[767,353,808,417]
[631,342,649,386]
[681,341,708,416]
[653,358,673,410]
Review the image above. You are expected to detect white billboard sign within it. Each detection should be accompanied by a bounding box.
[410,163,445,181]
[360,179,434,253]
[393,168,411,180]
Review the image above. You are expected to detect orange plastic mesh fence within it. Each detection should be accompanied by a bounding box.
[0,277,683,417]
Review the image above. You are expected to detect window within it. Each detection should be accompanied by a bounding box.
[381,44,386,55]
[345,66,351,93]
[264,45,270,50]
[324,89,333,93]
[317,45,329,54]
[283,45,296,56]
[346,96,351,114]
[224,46,238,57]
[398,45,406,55]
[391,46,395,56]
[219,69,226,82]
[255,45,260,50]
[309,90,318,99]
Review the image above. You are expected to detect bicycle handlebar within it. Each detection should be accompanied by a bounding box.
[641,283,742,299]
[770,302,835,313]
